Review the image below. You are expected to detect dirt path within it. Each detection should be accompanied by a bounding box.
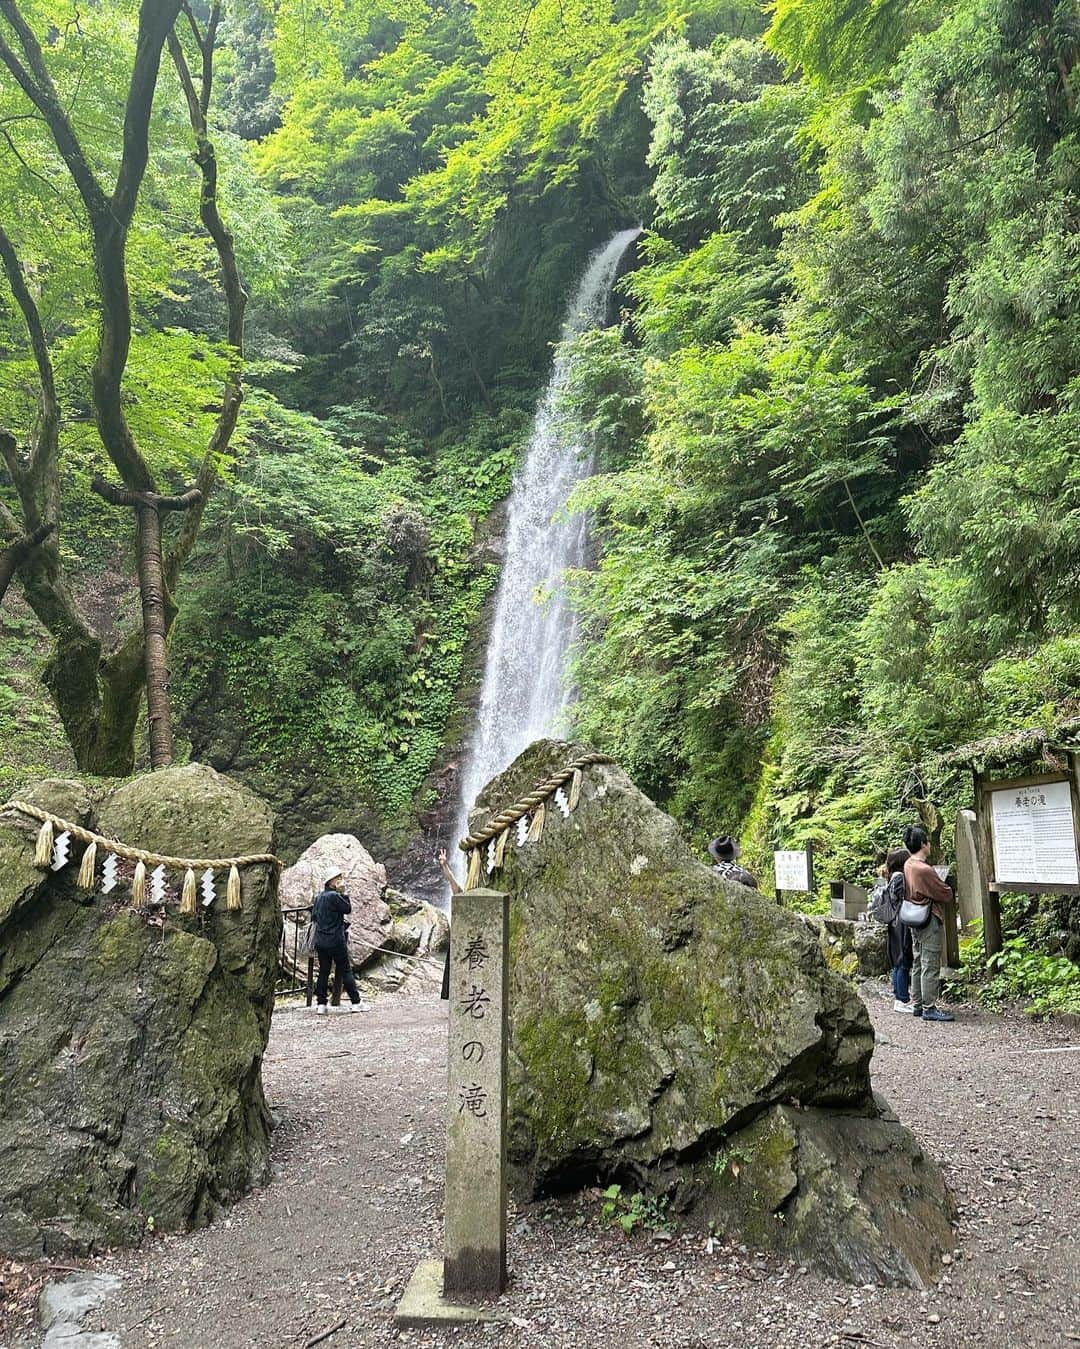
[22,986,1080,1349]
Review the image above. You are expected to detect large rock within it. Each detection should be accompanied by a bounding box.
[279,884,449,995]
[468,741,953,1286]
[384,887,450,958]
[361,888,451,994]
[854,919,891,977]
[0,765,281,1257]
[801,914,890,979]
[279,833,391,968]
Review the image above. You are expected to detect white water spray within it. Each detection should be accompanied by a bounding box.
[450,227,640,870]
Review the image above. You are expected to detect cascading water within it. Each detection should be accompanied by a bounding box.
[450,227,640,872]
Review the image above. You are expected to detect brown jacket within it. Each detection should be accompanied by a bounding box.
[903,855,952,923]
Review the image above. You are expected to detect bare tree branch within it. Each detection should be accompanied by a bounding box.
[0,220,59,520]
[164,9,246,588]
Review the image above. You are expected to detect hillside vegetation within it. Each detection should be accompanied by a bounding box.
[2,0,1079,989]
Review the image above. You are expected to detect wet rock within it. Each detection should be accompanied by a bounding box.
[0,765,280,1257]
[385,887,449,958]
[468,739,953,1287]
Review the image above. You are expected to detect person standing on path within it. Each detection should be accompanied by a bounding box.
[313,868,364,1015]
[902,826,955,1023]
[883,847,914,1012]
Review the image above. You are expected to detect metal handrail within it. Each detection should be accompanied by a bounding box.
[278,904,315,1005]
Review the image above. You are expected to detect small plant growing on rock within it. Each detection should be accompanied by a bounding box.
[598,1184,673,1235]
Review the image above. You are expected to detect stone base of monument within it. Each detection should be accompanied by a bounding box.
[394,1260,501,1328]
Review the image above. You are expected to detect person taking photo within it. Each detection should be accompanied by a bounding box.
[312,868,364,1015]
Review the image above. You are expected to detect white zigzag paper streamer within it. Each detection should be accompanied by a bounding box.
[50,830,71,871]
[149,864,167,905]
[516,815,530,846]
[101,853,119,894]
[486,839,497,871]
[553,787,570,819]
[201,868,215,906]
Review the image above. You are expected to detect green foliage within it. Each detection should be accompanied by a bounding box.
[598,1183,673,1235]
[171,395,519,826]
[6,0,1080,982]
[982,935,1080,1017]
[557,0,1080,993]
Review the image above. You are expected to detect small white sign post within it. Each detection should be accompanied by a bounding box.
[773,846,813,904]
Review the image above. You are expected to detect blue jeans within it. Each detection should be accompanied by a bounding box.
[892,963,910,1003]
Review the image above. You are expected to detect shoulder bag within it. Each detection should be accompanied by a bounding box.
[899,897,932,929]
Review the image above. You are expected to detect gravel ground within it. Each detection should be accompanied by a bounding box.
[7,984,1080,1349]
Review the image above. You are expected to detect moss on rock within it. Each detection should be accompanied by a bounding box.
[0,765,281,1258]
[471,739,952,1286]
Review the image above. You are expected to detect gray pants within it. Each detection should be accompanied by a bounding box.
[911,915,943,1010]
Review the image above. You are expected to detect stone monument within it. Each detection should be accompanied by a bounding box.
[395,887,510,1325]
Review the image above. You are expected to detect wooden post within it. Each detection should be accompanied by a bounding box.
[944,900,960,969]
[443,887,509,1302]
[972,773,1004,959]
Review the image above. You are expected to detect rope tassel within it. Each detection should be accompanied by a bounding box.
[33,818,53,868]
[180,867,197,916]
[493,827,510,870]
[0,800,283,917]
[456,751,612,856]
[465,846,483,891]
[526,800,546,843]
[77,840,97,889]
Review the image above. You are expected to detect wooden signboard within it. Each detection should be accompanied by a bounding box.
[972,760,1080,956]
[977,771,1080,895]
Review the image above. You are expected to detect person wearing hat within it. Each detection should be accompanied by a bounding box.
[708,836,759,889]
[312,868,364,1015]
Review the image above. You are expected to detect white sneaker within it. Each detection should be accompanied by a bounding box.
[315,1004,327,1016]
[893,1000,910,1013]
[349,1001,369,1013]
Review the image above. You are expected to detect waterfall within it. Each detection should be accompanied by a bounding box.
[450,227,640,873]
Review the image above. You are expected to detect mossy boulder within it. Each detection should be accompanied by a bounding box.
[0,764,280,1257]
[468,740,952,1286]
[802,914,890,980]
[700,1102,954,1286]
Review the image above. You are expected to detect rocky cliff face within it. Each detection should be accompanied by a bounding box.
[468,741,954,1287]
[0,765,281,1258]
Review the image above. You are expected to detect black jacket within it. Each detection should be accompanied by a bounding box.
[312,887,351,949]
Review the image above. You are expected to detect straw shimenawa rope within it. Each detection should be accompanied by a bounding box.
[457,750,613,855]
[1,800,283,871]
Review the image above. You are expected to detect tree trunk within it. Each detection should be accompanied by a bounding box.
[134,502,174,768]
